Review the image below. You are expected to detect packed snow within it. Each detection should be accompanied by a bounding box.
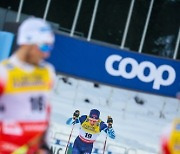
[48,74,180,154]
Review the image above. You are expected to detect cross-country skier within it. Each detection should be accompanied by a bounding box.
[66,109,115,154]
[0,17,55,153]
[160,118,180,154]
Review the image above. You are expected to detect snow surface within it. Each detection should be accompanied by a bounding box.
[48,74,180,154]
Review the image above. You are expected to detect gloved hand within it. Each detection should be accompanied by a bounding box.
[73,110,80,120]
[107,116,113,128]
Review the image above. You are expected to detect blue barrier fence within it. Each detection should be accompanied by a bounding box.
[0,31,14,61]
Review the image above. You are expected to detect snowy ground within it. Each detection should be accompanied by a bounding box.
[48,74,180,154]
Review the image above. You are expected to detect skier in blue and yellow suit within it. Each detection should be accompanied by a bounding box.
[66,109,115,154]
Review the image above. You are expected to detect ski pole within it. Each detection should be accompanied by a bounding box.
[103,116,113,154]
[102,133,108,154]
[65,110,80,154]
[65,123,75,154]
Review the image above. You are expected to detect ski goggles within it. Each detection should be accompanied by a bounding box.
[38,43,53,53]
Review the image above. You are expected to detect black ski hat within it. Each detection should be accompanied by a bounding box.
[89,109,100,119]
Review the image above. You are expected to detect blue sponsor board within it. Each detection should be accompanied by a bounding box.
[47,33,180,98]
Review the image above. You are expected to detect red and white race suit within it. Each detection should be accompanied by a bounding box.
[0,55,55,154]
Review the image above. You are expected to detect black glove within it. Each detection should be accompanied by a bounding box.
[73,110,80,120]
[107,116,113,128]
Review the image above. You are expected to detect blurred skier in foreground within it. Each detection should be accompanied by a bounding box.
[0,17,56,153]
[66,109,115,154]
[160,118,180,154]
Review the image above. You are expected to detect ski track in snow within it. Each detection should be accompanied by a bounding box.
[49,75,180,154]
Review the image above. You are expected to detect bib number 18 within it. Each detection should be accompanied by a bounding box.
[30,96,44,111]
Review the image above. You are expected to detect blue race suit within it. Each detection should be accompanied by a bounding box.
[66,115,115,154]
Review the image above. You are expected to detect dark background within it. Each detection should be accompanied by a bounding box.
[0,0,179,59]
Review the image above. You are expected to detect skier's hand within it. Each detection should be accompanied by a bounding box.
[73,110,80,120]
[107,127,115,139]
[107,116,113,128]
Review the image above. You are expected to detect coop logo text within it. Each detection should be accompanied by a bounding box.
[105,55,176,90]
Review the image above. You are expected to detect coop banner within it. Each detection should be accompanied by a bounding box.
[48,33,180,98]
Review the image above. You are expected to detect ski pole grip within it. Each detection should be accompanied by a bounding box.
[73,110,80,120]
[107,116,113,128]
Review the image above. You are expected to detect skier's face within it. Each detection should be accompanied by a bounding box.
[21,44,51,65]
[89,118,98,126]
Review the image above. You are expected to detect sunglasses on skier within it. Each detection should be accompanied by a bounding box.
[38,43,53,52]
